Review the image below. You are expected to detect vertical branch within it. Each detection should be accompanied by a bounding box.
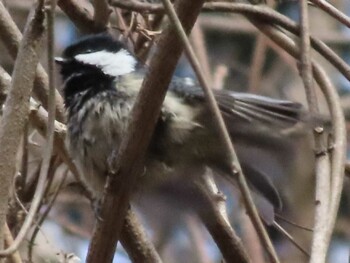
[92,0,110,30]
[0,0,46,254]
[247,18,346,263]
[160,0,279,262]
[86,0,205,262]
[248,34,267,93]
[190,23,212,85]
[299,1,331,262]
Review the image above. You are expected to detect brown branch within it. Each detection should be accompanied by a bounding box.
[27,1,58,260]
[247,18,346,262]
[299,1,331,262]
[92,0,111,30]
[57,0,102,33]
[309,0,350,28]
[120,209,162,263]
[86,0,205,262]
[0,0,46,255]
[190,23,212,85]
[196,181,250,263]
[110,1,350,82]
[3,224,22,263]
[248,34,267,93]
[161,0,278,261]
[29,96,162,263]
[0,2,65,122]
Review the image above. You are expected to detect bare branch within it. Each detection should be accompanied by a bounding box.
[196,181,250,263]
[0,2,65,122]
[247,19,346,262]
[86,0,205,262]
[120,209,162,263]
[92,0,110,30]
[57,0,103,33]
[0,0,46,255]
[309,0,350,28]
[3,224,22,263]
[110,1,350,82]
[248,34,267,93]
[160,0,278,261]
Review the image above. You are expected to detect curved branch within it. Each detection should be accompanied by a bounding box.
[309,0,350,28]
[248,18,346,263]
[57,0,103,33]
[109,1,350,82]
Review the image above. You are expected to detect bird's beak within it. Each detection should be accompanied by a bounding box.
[54,57,69,65]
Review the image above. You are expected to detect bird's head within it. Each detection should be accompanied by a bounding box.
[55,33,138,80]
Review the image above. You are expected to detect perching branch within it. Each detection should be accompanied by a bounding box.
[86,0,205,262]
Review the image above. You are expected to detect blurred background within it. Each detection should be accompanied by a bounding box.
[1,0,349,262]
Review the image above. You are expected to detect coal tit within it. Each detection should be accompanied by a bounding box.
[56,34,311,221]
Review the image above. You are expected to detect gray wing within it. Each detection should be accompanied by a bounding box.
[169,79,314,218]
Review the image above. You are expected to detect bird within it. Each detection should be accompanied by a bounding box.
[56,33,315,223]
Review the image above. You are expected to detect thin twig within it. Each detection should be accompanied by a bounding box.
[0,0,46,255]
[0,1,65,121]
[196,179,250,263]
[273,221,310,258]
[86,1,205,262]
[190,23,212,85]
[3,224,22,263]
[28,167,68,262]
[248,19,346,262]
[110,1,350,82]
[248,34,267,93]
[275,215,313,232]
[161,0,279,262]
[309,0,350,28]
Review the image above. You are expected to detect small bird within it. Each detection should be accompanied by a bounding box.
[56,33,313,223]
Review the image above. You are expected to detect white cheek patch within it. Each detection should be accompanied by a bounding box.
[74,49,137,77]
